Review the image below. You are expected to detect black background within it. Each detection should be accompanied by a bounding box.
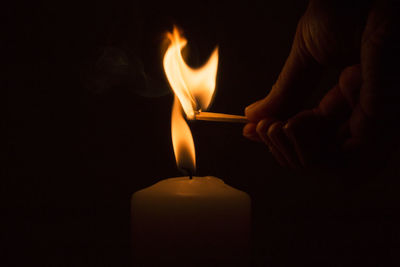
[6,0,400,266]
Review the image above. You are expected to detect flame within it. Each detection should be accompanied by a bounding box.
[163,26,219,119]
[171,96,196,173]
[163,26,218,172]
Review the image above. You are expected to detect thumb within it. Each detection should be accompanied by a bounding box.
[245,16,322,122]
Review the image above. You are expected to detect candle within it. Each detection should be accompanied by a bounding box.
[130,26,251,266]
[131,98,252,265]
[131,176,251,266]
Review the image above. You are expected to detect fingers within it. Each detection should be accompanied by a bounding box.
[245,64,363,169]
[332,2,400,175]
[244,118,299,168]
[268,122,301,169]
[243,1,400,172]
[244,3,326,168]
[317,64,362,122]
[284,110,325,167]
[315,64,362,142]
[338,64,362,108]
[281,65,363,167]
[359,1,400,137]
[243,123,261,142]
[245,111,333,169]
[255,119,287,167]
[245,15,323,123]
[247,118,301,169]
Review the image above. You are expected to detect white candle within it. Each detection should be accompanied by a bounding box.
[130,26,251,265]
[131,176,251,266]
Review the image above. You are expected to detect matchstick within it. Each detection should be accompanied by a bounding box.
[192,111,248,123]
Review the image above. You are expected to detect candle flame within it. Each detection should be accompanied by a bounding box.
[163,26,218,172]
[171,96,196,173]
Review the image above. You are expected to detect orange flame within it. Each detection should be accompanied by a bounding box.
[163,26,219,172]
[163,26,219,119]
[171,96,196,172]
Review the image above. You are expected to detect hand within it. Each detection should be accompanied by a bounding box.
[244,0,400,173]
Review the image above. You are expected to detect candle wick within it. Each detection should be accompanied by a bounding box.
[182,168,193,179]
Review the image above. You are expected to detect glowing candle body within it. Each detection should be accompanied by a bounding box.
[131,176,251,266]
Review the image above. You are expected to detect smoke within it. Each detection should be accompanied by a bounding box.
[82,46,171,97]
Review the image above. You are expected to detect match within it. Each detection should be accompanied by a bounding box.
[192,111,248,123]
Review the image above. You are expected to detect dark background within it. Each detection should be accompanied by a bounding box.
[6,0,400,266]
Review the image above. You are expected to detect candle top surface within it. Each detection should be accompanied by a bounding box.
[133,176,249,200]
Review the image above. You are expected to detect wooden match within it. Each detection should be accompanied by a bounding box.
[192,111,248,123]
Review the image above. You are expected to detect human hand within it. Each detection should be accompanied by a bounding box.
[244,0,400,172]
